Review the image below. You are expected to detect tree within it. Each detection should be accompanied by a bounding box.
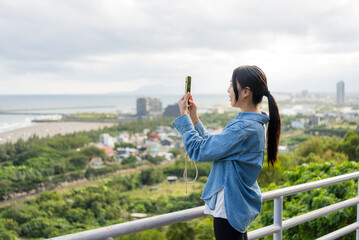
[115,142,137,149]
[143,154,165,165]
[140,168,164,185]
[0,219,20,235]
[14,138,28,155]
[20,217,71,238]
[118,229,165,240]
[68,153,89,169]
[296,137,326,158]
[338,131,359,161]
[0,144,10,162]
[121,156,137,165]
[0,179,12,200]
[80,146,107,160]
[168,148,182,158]
[3,143,16,162]
[0,228,18,240]
[193,217,215,240]
[166,222,195,240]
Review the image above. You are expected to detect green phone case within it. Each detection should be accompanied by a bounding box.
[186,76,191,93]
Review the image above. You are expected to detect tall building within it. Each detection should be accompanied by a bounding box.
[137,97,149,117]
[163,104,180,118]
[336,81,345,106]
[148,98,162,116]
[136,97,163,117]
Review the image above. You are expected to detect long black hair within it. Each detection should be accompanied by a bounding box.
[232,65,281,167]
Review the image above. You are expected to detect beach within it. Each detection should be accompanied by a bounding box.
[0,121,117,143]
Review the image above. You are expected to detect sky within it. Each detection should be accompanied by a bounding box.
[0,0,359,95]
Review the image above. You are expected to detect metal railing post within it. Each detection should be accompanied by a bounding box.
[357,179,359,240]
[273,196,283,240]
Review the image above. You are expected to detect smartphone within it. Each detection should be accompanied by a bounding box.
[185,76,191,94]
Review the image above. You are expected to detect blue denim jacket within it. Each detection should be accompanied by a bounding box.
[172,112,269,233]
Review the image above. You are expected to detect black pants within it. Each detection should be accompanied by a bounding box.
[213,217,248,240]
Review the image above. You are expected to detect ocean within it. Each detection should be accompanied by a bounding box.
[0,93,290,133]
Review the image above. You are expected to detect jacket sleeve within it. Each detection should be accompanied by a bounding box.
[172,114,244,162]
[194,120,211,139]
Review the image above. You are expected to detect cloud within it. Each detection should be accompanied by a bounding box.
[0,0,358,94]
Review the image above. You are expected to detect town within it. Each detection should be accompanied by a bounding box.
[88,81,358,169]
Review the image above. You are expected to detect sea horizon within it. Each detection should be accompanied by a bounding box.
[1,91,350,134]
[0,94,235,133]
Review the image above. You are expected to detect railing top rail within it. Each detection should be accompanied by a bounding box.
[48,206,205,240]
[262,171,359,201]
[47,171,359,240]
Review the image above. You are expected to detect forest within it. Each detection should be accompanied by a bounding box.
[0,113,359,239]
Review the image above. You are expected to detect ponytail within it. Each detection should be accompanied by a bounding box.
[265,92,281,167]
[232,65,281,167]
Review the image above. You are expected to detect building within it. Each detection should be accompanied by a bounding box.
[163,104,180,118]
[147,132,161,141]
[89,157,104,168]
[145,140,164,153]
[307,116,321,126]
[336,81,345,106]
[136,97,163,118]
[149,98,162,116]
[99,133,115,148]
[160,137,173,147]
[116,132,130,143]
[167,176,178,183]
[89,142,116,159]
[117,147,138,159]
[137,97,149,117]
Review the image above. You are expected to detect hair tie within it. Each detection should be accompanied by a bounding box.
[265,90,270,97]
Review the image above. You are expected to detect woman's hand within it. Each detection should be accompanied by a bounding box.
[178,93,200,125]
[188,93,199,125]
[178,92,190,115]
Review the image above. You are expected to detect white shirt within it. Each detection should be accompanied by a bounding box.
[204,188,227,219]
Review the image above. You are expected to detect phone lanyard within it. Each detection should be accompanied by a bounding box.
[183,153,198,194]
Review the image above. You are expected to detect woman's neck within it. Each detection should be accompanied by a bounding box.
[239,104,261,113]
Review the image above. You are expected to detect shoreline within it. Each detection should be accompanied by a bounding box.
[0,121,117,143]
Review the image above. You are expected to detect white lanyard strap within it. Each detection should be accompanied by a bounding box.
[183,153,198,194]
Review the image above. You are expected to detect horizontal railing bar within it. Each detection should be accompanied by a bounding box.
[316,222,359,240]
[248,197,359,240]
[282,197,359,230]
[48,206,205,240]
[248,225,281,239]
[46,172,359,240]
[262,171,359,202]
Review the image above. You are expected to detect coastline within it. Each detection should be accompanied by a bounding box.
[0,121,117,143]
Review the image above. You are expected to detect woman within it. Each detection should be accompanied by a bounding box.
[172,65,281,240]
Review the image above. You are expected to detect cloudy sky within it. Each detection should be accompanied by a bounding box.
[0,0,358,95]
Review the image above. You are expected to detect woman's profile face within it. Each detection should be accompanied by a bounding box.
[227,80,242,108]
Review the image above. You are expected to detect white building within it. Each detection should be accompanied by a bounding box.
[117,147,138,159]
[336,81,345,106]
[99,133,115,148]
[116,132,130,143]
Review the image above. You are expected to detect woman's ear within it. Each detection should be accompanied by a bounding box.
[243,87,252,98]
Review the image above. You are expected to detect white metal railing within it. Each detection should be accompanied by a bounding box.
[48,171,359,240]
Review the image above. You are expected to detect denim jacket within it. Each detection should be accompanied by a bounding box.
[172,112,269,233]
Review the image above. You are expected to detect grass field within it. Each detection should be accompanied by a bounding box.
[120,179,206,200]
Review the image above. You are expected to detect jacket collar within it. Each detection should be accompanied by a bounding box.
[235,111,270,124]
